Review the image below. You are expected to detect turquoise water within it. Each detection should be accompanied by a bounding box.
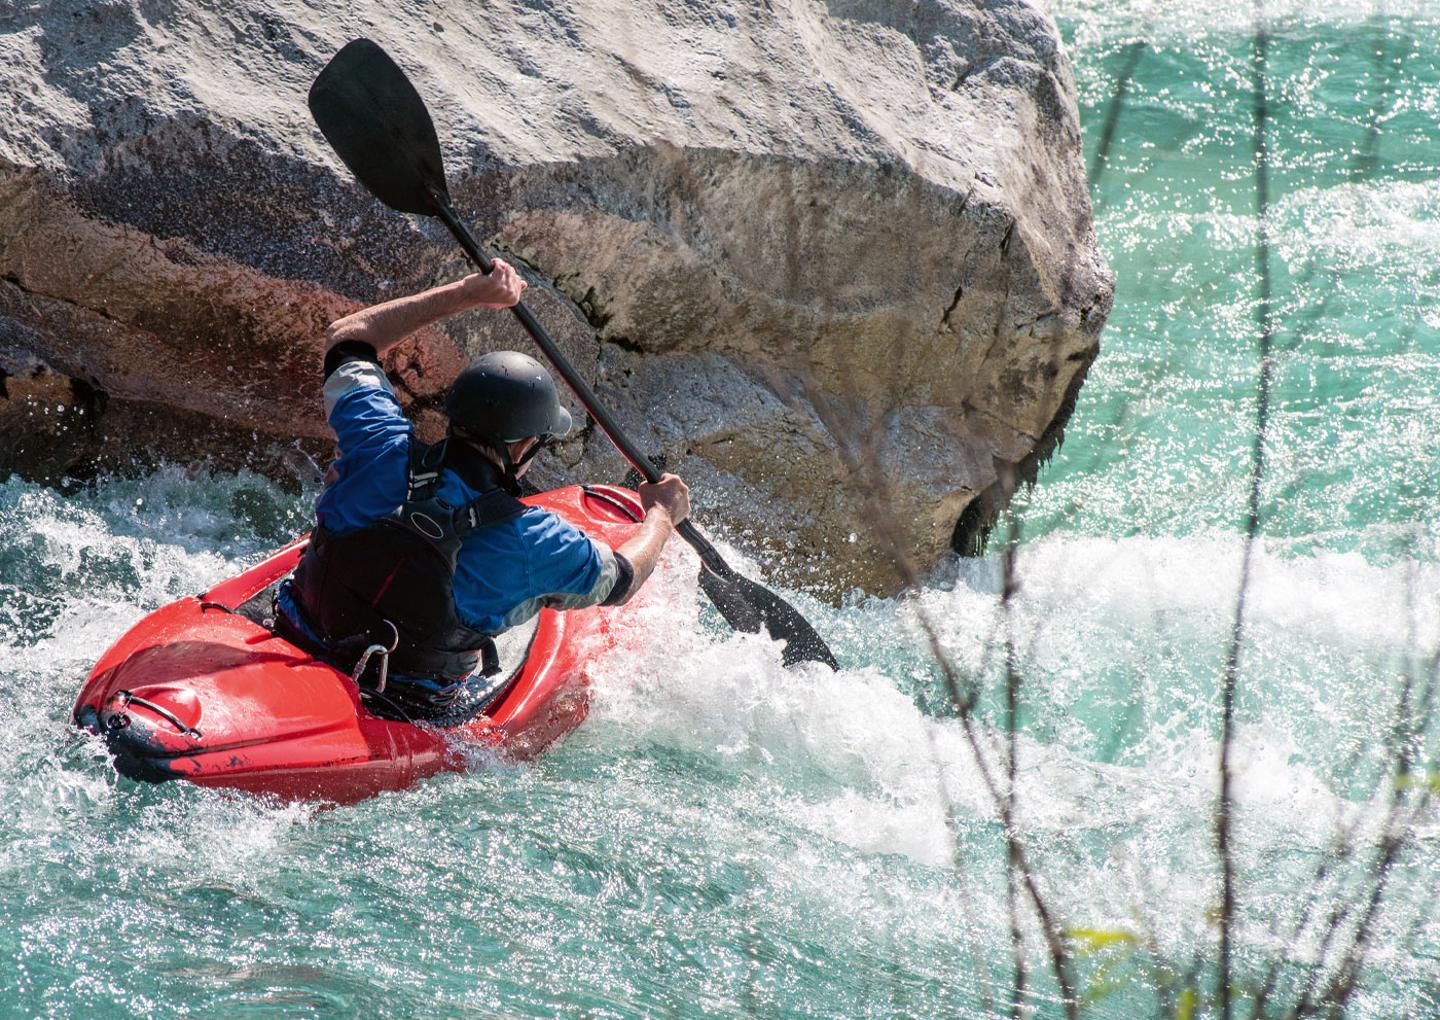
[4,4,1440,1017]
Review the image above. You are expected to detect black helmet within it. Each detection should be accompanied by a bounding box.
[445,351,572,442]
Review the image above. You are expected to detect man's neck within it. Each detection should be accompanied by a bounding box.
[443,438,513,494]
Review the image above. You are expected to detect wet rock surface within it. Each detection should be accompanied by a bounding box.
[0,0,1112,593]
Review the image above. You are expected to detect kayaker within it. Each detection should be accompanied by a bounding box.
[274,260,690,721]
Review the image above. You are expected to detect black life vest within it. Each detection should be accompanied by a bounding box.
[289,437,527,692]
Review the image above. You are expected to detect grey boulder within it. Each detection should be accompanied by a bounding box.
[0,0,1112,593]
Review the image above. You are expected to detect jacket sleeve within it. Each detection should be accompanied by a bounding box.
[493,511,624,631]
[314,342,412,532]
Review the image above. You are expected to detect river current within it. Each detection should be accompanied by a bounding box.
[2,3,1438,1017]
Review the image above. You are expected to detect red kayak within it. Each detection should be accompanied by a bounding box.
[73,484,644,803]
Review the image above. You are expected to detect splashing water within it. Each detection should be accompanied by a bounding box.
[3,5,1440,1018]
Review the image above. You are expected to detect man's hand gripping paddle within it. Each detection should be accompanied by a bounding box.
[308,39,839,670]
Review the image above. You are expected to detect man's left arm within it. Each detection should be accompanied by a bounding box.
[512,472,689,621]
[485,515,636,633]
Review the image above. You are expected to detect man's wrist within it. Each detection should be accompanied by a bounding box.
[442,278,482,313]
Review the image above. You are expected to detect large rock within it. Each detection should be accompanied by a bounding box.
[0,0,1112,594]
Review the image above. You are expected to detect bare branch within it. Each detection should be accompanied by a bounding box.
[1217,7,1277,1016]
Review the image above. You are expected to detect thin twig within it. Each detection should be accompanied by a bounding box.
[1217,8,1277,1016]
[1088,37,1148,190]
[1309,652,1440,1015]
[1002,514,1028,1018]
[781,378,1079,1016]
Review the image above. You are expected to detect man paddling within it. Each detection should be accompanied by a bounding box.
[275,260,690,720]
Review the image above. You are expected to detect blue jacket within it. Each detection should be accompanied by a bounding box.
[277,356,620,637]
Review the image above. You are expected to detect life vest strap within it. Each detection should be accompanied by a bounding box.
[288,434,527,720]
[400,438,526,543]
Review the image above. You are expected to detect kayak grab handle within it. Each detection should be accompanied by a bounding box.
[107,690,203,740]
[581,485,643,523]
[351,620,400,694]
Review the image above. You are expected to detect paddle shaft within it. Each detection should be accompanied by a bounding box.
[429,194,736,581]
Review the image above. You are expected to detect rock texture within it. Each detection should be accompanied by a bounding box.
[0,0,1112,594]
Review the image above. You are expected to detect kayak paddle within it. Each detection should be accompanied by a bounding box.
[308,38,839,670]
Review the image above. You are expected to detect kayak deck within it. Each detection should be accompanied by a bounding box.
[72,485,644,803]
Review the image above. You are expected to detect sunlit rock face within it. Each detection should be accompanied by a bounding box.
[0,0,1111,593]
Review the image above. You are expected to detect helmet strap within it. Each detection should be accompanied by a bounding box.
[513,437,550,472]
[490,440,523,496]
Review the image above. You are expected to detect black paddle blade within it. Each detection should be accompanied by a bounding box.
[308,39,449,215]
[699,567,840,670]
